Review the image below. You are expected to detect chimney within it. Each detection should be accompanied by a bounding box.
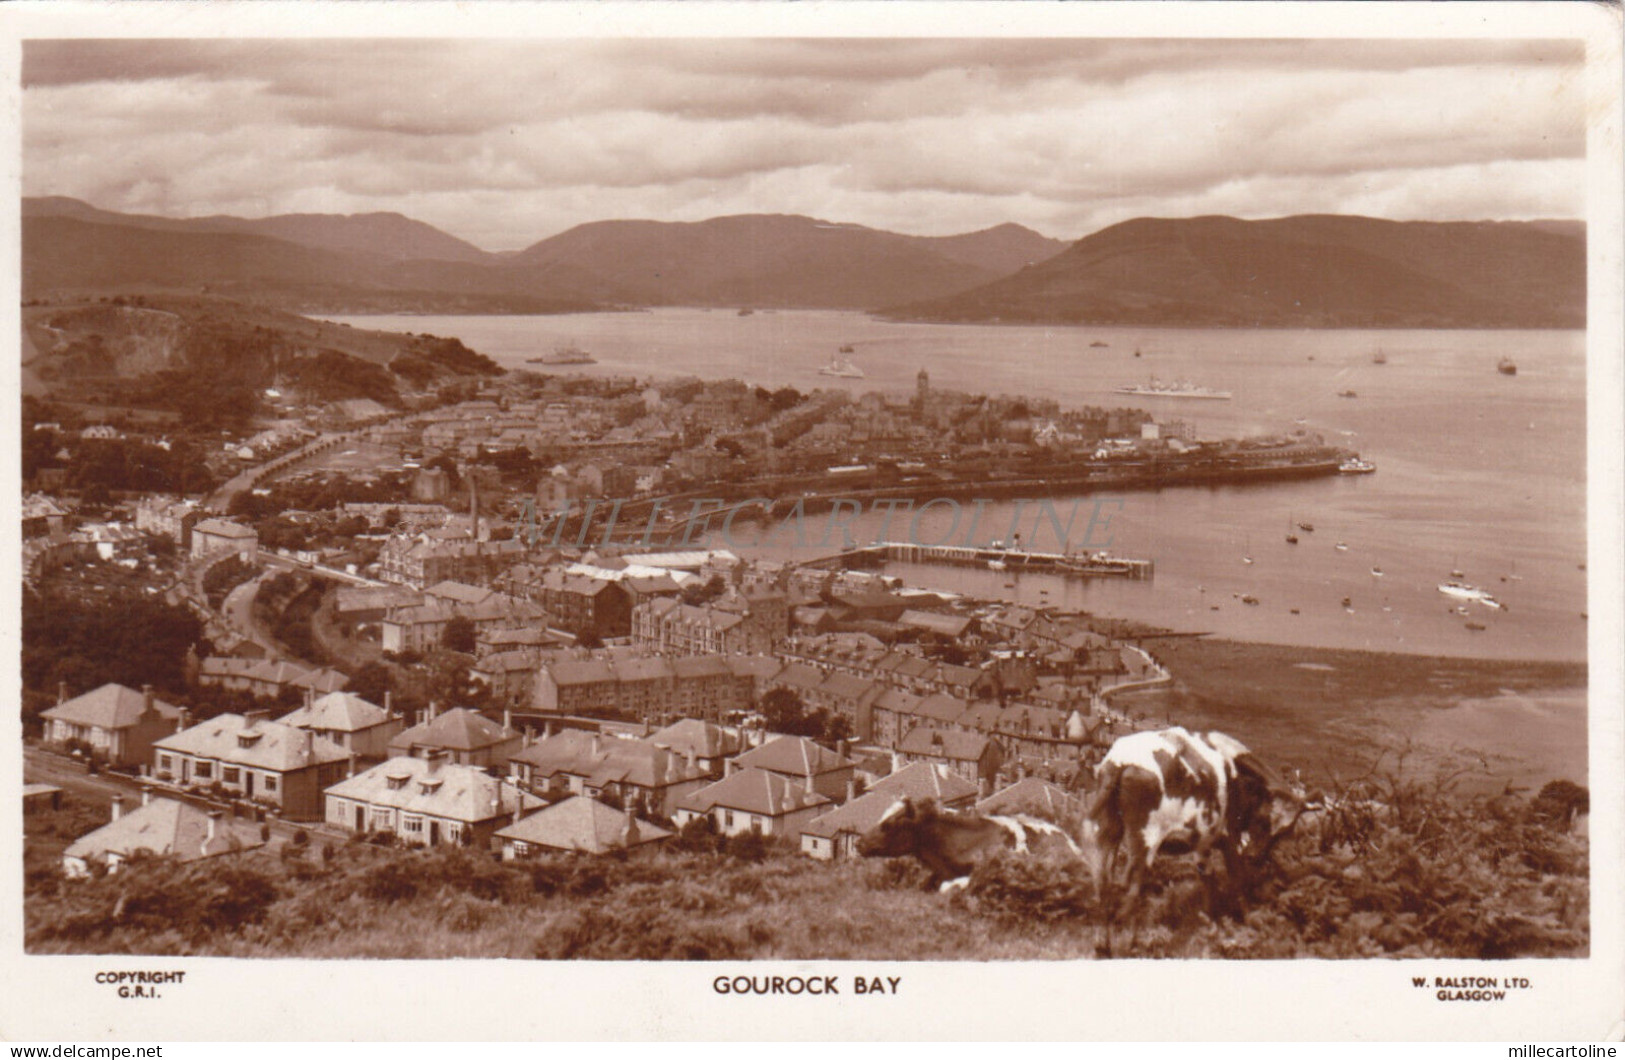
[347,753,358,779]
[426,749,446,776]
[685,747,697,772]
[416,709,425,727]
[522,727,534,749]
[305,686,315,708]
[845,777,856,804]
[110,794,124,822]
[177,707,192,733]
[890,750,904,773]
[503,708,512,732]
[836,739,849,760]
[205,808,222,849]
[622,803,640,847]
[244,710,268,730]
[141,784,153,807]
[545,719,558,738]
[142,684,155,717]
[384,690,393,714]
[590,735,602,757]
[428,701,439,721]
[978,775,993,800]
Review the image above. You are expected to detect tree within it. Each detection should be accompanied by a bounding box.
[760,687,807,734]
[441,615,477,655]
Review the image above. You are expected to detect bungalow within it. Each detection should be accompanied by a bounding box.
[496,795,671,858]
[507,731,711,818]
[62,790,264,877]
[152,712,350,820]
[799,762,979,861]
[386,706,523,770]
[323,753,543,849]
[276,691,403,760]
[673,767,832,838]
[727,735,855,803]
[646,718,743,777]
[40,683,181,769]
[868,760,980,809]
[976,776,1083,825]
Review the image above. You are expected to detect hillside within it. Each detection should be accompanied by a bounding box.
[508,214,1062,308]
[20,294,501,424]
[883,214,1587,329]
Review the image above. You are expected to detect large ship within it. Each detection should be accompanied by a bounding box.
[1114,377,1232,400]
[819,349,865,379]
[527,343,596,366]
[1438,581,1503,609]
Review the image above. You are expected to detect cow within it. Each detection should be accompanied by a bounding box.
[1080,726,1305,910]
[857,798,1083,893]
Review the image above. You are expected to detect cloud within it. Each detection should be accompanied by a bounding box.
[22,38,1586,249]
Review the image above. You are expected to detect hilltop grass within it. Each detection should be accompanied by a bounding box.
[24,778,1588,961]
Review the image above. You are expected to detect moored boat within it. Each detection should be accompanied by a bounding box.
[1115,377,1232,400]
[1498,356,1518,376]
[1339,457,1376,474]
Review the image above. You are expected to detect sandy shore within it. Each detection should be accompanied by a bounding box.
[1105,631,1587,793]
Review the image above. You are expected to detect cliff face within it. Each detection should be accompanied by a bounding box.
[882,214,1587,329]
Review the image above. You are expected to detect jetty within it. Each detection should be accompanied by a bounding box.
[800,541,1154,580]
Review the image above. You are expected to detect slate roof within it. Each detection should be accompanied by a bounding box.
[495,796,671,853]
[389,708,518,754]
[64,799,265,864]
[546,659,619,687]
[511,732,710,789]
[869,761,980,805]
[648,718,742,760]
[914,693,970,724]
[42,683,180,730]
[155,714,349,771]
[976,776,1083,822]
[732,735,853,778]
[898,610,975,638]
[676,768,832,818]
[277,692,393,733]
[325,756,542,823]
[801,787,910,840]
[897,727,993,763]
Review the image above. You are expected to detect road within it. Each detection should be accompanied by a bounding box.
[222,572,287,660]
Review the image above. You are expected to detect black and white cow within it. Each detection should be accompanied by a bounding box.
[1081,726,1304,904]
[858,798,1083,892]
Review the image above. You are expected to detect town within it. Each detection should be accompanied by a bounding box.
[20,338,1346,872]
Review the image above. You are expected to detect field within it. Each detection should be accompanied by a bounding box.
[25,776,1589,960]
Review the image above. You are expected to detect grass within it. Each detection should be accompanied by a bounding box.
[24,776,1589,961]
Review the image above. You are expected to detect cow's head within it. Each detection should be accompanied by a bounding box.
[1230,754,1308,863]
[857,798,933,858]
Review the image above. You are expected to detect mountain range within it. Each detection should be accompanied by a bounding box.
[22,197,1584,328]
[882,214,1586,329]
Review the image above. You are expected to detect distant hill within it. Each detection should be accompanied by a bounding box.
[24,196,493,264]
[882,214,1587,329]
[507,214,1066,308]
[23,201,1064,313]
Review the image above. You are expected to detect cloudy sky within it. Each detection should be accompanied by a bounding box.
[23,37,1586,252]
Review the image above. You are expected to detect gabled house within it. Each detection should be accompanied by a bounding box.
[896,727,1003,791]
[386,707,523,770]
[62,790,264,877]
[40,683,181,769]
[976,775,1083,825]
[727,735,855,802]
[673,767,832,838]
[152,712,350,820]
[276,691,403,761]
[646,718,743,777]
[496,795,672,859]
[507,731,711,818]
[324,752,543,848]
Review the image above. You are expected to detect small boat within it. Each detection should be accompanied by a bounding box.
[1465,621,1487,632]
[1289,608,1300,615]
[737,307,755,317]
[1241,595,1260,606]
[1341,596,1352,608]
[1242,556,1254,565]
[1090,341,1109,348]
[1370,567,1384,577]
[988,559,1008,572]
[1297,522,1315,533]
[1307,355,1315,361]
[1286,533,1299,545]
[527,343,596,365]
[1339,458,1376,474]
[1337,389,1358,398]
[1335,542,1349,552]
[1372,349,1388,365]
[1498,356,1517,376]
[1003,582,1016,589]
[1133,348,1143,358]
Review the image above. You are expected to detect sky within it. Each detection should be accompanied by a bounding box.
[22,37,1587,252]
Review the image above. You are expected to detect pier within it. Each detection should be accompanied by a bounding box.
[801,541,1154,579]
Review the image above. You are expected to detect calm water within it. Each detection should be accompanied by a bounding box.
[330,310,1587,662]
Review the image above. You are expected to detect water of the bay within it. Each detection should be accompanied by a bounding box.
[328,309,1587,663]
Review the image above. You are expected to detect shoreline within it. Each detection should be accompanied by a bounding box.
[1103,628,1587,792]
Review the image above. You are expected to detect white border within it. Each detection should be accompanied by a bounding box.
[2,1,1621,1042]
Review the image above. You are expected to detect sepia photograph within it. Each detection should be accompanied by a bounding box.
[5,0,1622,1042]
